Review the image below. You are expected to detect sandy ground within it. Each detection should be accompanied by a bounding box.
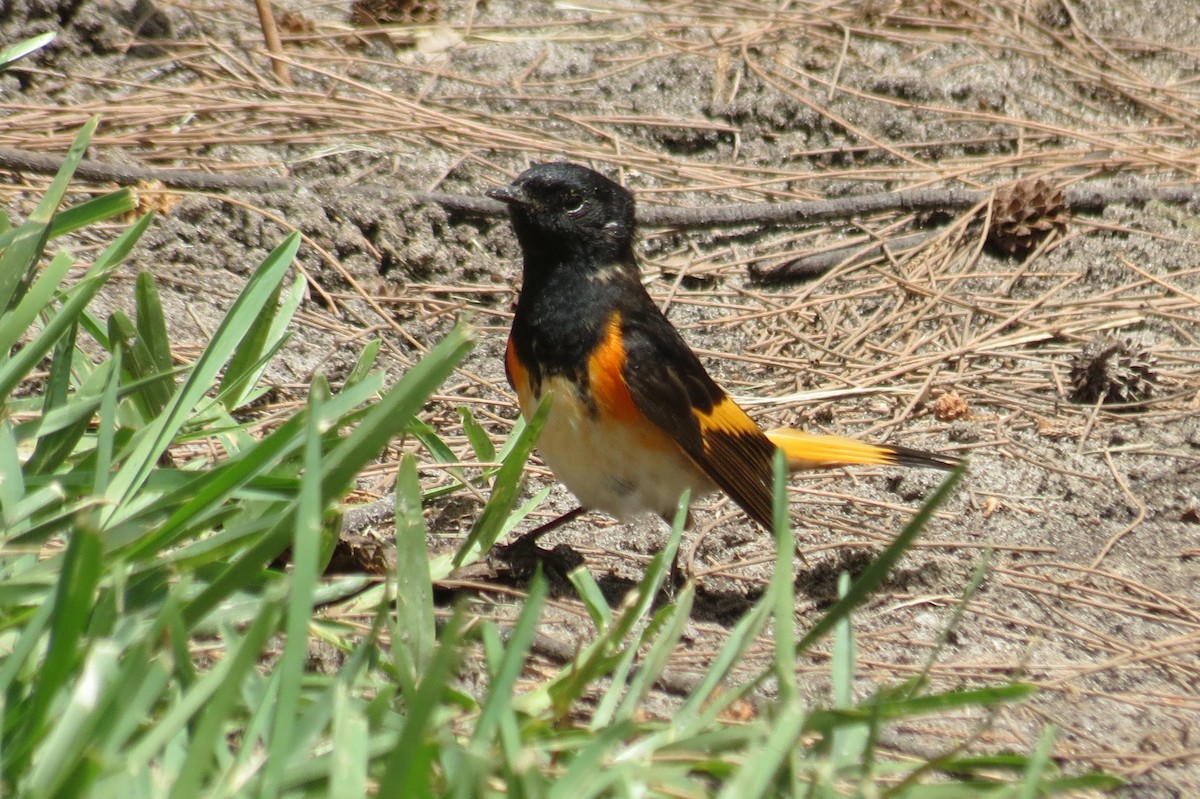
[3,0,1199,793]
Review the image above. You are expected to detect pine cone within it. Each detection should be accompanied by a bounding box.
[350,0,441,25]
[1068,336,1158,405]
[987,179,1068,258]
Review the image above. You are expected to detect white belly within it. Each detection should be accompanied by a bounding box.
[527,375,713,522]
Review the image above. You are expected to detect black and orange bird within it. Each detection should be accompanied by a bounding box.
[488,163,958,545]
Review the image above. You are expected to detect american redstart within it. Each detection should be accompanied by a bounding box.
[488,163,958,542]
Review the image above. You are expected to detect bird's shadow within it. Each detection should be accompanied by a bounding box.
[453,543,942,630]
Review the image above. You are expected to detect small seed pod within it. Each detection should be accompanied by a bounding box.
[987,179,1068,258]
[1068,336,1158,405]
[350,0,441,25]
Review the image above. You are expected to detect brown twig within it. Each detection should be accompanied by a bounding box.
[2,143,1196,230]
[749,229,943,282]
[0,146,292,192]
[254,0,293,86]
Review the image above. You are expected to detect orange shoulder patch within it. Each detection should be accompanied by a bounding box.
[587,312,643,423]
[505,336,532,409]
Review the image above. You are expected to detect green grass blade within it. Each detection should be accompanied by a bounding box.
[394,454,436,674]
[569,568,613,632]
[675,589,773,732]
[134,271,176,402]
[260,389,326,797]
[829,572,869,772]
[720,700,806,799]
[452,381,549,570]
[0,218,50,314]
[795,465,965,657]
[24,641,120,799]
[92,349,121,495]
[108,310,171,421]
[471,571,548,746]
[458,405,496,464]
[0,31,55,70]
[377,608,467,797]
[25,321,86,476]
[101,233,299,527]
[769,450,798,705]
[29,119,99,226]
[0,213,153,400]
[609,582,694,726]
[343,339,380,389]
[165,600,285,799]
[330,685,369,798]
[124,374,382,560]
[47,189,137,239]
[0,250,73,354]
[0,118,96,312]
[547,720,634,799]
[1019,725,1057,799]
[0,420,28,532]
[5,529,103,782]
[180,328,471,628]
[217,270,291,411]
[316,324,473,502]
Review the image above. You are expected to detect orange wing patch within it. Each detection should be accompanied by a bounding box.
[694,393,766,443]
[690,394,777,530]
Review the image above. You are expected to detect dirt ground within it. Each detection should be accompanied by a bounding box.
[3,0,1199,793]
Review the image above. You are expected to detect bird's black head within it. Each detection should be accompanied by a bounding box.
[487,163,637,274]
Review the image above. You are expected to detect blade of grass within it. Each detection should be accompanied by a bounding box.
[47,189,136,239]
[134,272,176,403]
[457,406,496,464]
[24,321,85,476]
[106,307,174,420]
[394,454,435,674]
[4,528,103,783]
[471,571,548,747]
[24,641,120,799]
[180,326,471,628]
[100,232,300,528]
[166,599,285,799]
[0,31,55,70]
[0,419,29,533]
[618,583,697,725]
[122,374,382,560]
[342,339,380,389]
[769,450,798,705]
[829,572,868,773]
[92,349,120,496]
[0,213,153,401]
[546,720,635,799]
[330,684,369,799]
[450,395,550,570]
[0,118,96,312]
[1019,725,1058,799]
[795,465,965,656]
[0,251,74,354]
[217,271,292,411]
[259,386,326,797]
[376,608,467,797]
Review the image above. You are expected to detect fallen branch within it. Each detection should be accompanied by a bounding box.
[2,145,1197,230]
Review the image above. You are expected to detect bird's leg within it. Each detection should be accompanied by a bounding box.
[493,506,587,579]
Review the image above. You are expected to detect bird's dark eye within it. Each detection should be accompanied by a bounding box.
[562,189,587,217]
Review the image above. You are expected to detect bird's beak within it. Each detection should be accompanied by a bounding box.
[486,184,528,206]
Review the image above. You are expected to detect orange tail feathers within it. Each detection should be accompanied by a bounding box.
[765,427,960,472]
